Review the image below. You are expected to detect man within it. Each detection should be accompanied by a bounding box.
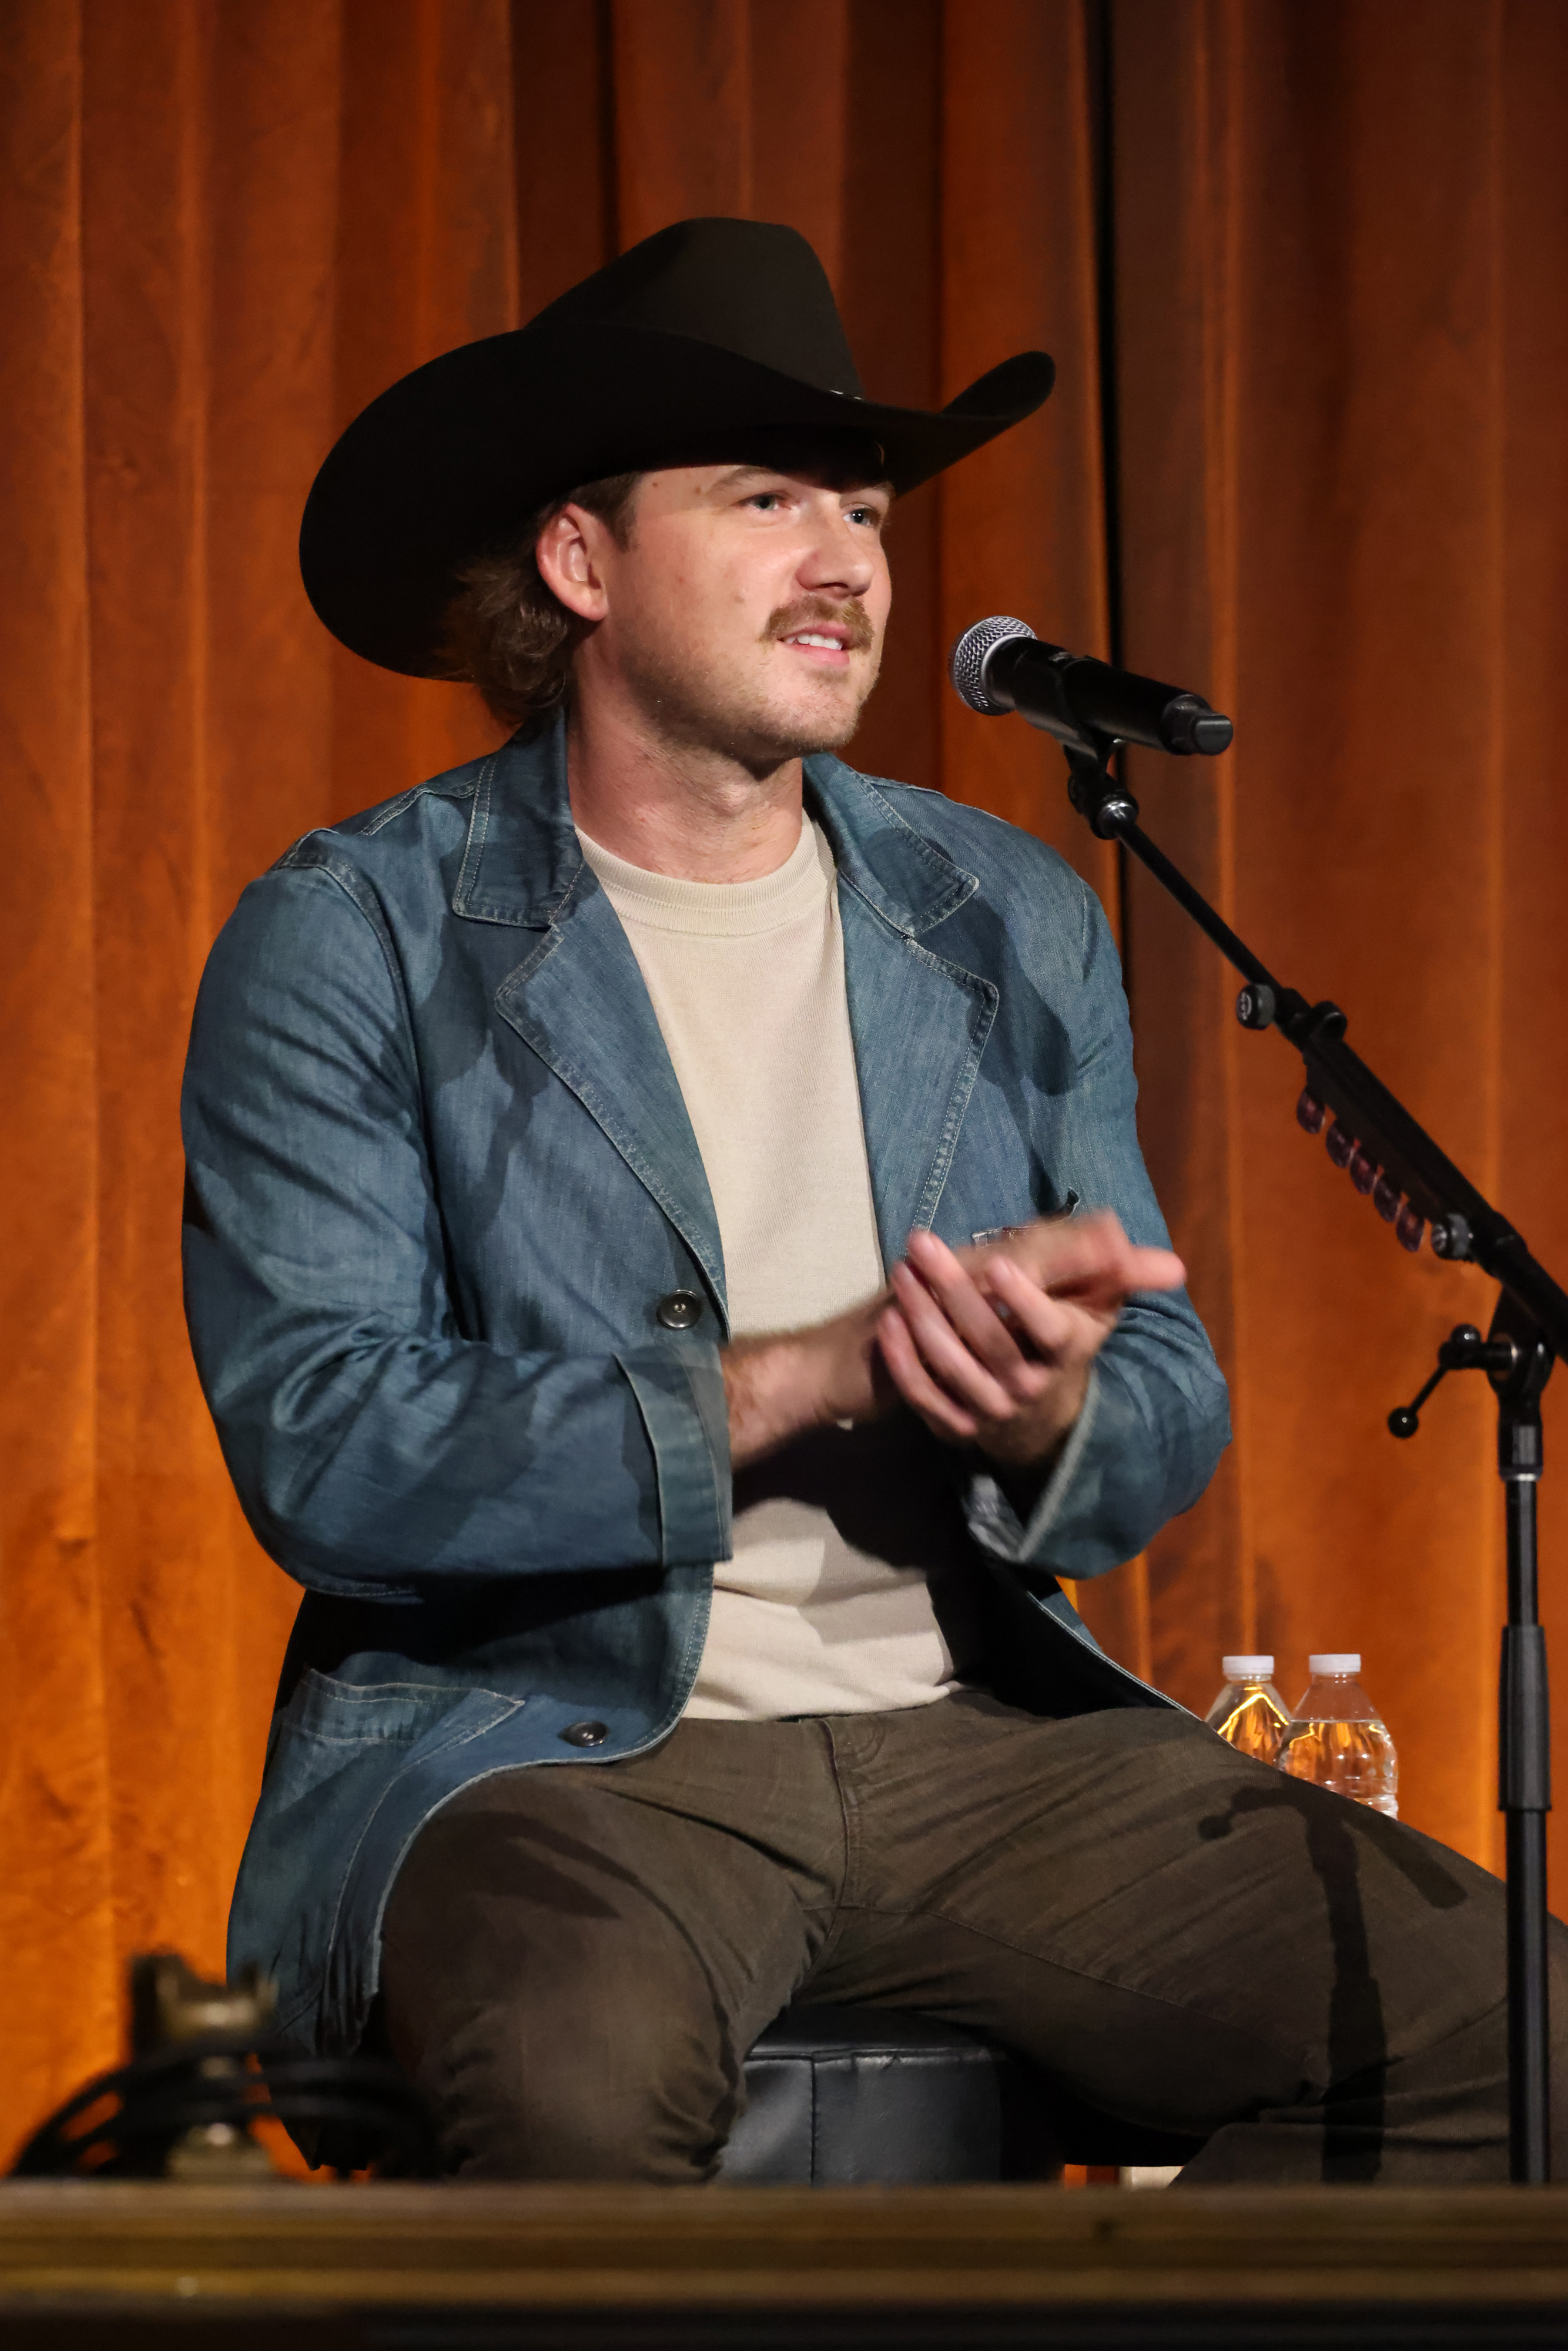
[184,219,1560,2182]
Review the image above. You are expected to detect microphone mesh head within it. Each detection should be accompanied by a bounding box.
[949,615,1037,715]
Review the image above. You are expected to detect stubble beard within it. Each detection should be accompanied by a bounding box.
[618,597,883,772]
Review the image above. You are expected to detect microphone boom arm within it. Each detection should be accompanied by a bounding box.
[1064,738,1568,1357]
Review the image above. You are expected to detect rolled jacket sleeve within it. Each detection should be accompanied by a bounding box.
[182,863,729,1596]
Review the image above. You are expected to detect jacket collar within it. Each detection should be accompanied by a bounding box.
[450,714,978,940]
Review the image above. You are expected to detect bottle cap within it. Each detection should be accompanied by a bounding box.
[1308,1652,1361,1675]
[1221,1655,1274,1680]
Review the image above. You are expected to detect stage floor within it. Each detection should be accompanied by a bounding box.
[0,2179,1566,2347]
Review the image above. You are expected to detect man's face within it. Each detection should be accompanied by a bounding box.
[571,458,893,766]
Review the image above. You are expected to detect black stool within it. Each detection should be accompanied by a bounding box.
[719,2005,1201,2185]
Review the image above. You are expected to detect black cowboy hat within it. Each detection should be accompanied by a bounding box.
[300,216,1055,679]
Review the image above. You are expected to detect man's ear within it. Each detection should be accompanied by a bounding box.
[535,505,611,624]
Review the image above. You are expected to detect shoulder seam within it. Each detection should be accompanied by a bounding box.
[360,782,429,838]
[274,773,477,869]
[867,777,1064,854]
[866,775,943,801]
[361,772,477,835]
[260,853,418,1051]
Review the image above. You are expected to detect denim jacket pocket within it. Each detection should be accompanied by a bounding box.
[263,1669,470,1808]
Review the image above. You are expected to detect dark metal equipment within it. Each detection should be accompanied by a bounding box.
[12,1953,438,2181]
[951,617,1567,2183]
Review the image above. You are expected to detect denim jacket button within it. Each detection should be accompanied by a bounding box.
[561,1719,608,1748]
[655,1290,703,1331]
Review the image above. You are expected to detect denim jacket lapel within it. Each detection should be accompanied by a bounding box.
[806,755,999,1262]
[453,725,727,1322]
[836,890,998,1261]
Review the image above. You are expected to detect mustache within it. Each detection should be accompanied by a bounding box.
[762,597,876,652]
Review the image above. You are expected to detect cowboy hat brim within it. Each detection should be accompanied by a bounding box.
[300,322,1054,678]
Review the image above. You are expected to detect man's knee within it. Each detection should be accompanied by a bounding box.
[385,1977,738,2181]
[374,1764,804,2179]
[378,1802,748,2181]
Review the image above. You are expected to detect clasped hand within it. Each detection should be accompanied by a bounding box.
[723,1213,1184,1475]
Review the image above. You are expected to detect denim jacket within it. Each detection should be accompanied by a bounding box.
[182,717,1229,2055]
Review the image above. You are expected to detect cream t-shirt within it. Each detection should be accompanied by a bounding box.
[578,815,964,1719]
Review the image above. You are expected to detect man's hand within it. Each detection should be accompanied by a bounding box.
[723,1287,894,1470]
[721,1213,1182,1477]
[877,1214,1184,1471]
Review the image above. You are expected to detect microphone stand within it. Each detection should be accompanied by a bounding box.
[1061,736,1566,2184]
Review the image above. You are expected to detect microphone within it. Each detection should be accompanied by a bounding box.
[949,617,1233,758]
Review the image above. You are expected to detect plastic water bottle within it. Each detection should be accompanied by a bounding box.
[1279,1654,1398,1816]
[1204,1655,1292,1765]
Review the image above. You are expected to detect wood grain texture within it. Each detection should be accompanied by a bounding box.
[0,2182,1566,2312]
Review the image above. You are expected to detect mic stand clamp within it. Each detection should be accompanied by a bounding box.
[1066,738,1139,839]
[1387,1324,1517,1439]
[1058,729,1564,2183]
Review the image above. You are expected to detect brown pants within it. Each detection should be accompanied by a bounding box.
[378,1692,1566,2182]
